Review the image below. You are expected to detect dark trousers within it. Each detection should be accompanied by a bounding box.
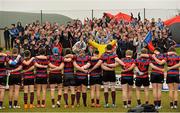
[11,37,15,48]
[4,38,10,50]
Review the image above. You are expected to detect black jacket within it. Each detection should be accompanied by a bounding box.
[4,30,10,40]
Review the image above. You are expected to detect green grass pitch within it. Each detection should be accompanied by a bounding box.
[0,90,180,112]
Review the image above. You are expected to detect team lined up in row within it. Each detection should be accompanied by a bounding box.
[0,45,179,109]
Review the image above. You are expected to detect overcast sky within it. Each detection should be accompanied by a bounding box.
[0,0,179,20]
[0,0,179,11]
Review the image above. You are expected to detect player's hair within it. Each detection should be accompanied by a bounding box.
[126,50,133,56]
[154,47,162,53]
[106,44,112,51]
[141,48,148,54]
[38,48,46,55]
[94,49,99,55]
[12,48,19,54]
[168,47,176,52]
[64,48,72,55]
[24,50,31,58]
[0,47,3,52]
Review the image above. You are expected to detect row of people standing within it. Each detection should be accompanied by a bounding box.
[0,45,179,110]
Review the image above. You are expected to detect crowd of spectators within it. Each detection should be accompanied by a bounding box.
[3,13,176,58]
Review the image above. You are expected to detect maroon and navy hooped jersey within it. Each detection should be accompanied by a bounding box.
[35,57,49,78]
[64,57,74,75]
[90,58,102,76]
[101,52,117,65]
[166,53,180,76]
[22,59,35,79]
[7,55,23,75]
[0,55,8,77]
[75,55,90,77]
[49,55,63,74]
[150,54,166,74]
[121,57,135,77]
[135,57,150,78]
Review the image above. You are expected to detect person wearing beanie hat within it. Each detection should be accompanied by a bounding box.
[51,49,76,108]
[52,47,59,55]
[48,47,64,108]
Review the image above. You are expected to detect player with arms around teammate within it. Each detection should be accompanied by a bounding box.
[150,48,166,109]
[63,49,76,108]
[120,50,135,108]
[135,48,164,106]
[52,49,76,108]
[100,44,125,108]
[89,50,102,107]
[22,50,35,109]
[166,47,180,109]
[73,50,90,107]
[8,48,22,109]
[35,48,49,108]
[48,48,64,108]
[0,47,8,109]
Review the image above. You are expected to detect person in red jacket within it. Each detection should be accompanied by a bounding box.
[52,38,63,55]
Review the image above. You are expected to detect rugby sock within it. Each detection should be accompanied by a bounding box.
[37,100,41,105]
[96,99,100,104]
[170,102,173,107]
[82,93,87,106]
[158,100,161,107]
[58,95,61,101]
[71,94,75,105]
[154,101,157,106]
[91,99,95,104]
[137,99,141,105]
[42,100,45,105]
[123,101,127,106]
[76,92,81,104]
[63,93,68,105]
[104,92,109,104]
[24,93,28,104]
[51,99,55,105]
[0,101,2,107]
[174,101,178,106]
[30,92,34,104]
[111,91,116,105]
[128,100,131,105]
[14,100,18,106]
[9,101,12,106]
[157,100,160,106]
